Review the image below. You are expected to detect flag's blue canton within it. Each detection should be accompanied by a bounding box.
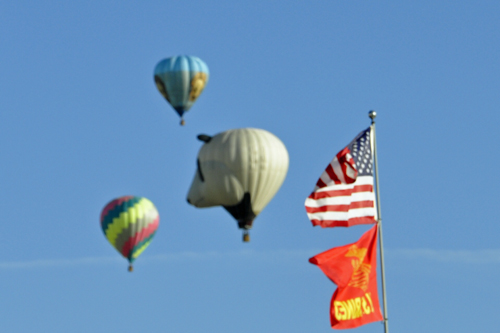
[348,128,373,176]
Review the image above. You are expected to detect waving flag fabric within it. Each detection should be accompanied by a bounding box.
[309,225,383,329]
[305,127,377,228]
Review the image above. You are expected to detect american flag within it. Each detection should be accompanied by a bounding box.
[305,127,377,228]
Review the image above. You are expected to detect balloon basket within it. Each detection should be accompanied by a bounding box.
[128,264,134,272]
[180,119,185,126]
[243,231,250,242]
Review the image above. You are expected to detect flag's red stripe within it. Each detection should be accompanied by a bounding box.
[339,153,357,184]
[337,149,351,183]
[310,216,376,228]
[325,163,341,184]
[316,178,327,188]
[350,201,374,209]
[307,185,373,200]
[306,204,350,213]
[305,200,374,213]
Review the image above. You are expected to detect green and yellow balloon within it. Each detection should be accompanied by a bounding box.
[100,196,159,272]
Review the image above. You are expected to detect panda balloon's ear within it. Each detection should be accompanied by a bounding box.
[197,134,212,143]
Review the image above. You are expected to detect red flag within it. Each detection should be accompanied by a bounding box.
[305,128,377,228]
[309,225,383,329]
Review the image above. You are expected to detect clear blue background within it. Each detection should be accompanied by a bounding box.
[0,1,498,332]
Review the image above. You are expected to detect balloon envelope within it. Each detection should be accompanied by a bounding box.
[187,128,289,231]
[100,196,159,267]
[154,55,209,121]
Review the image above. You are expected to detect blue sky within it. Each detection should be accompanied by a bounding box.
[1,1,499,332]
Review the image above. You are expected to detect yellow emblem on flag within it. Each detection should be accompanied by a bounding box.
[345,245,371,291]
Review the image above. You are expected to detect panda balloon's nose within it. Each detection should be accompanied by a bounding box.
[186,198,191,204]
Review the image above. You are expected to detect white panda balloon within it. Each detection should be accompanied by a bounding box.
[187,128,289,242]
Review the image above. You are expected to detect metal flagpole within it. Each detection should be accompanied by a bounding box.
[369,110,389,333]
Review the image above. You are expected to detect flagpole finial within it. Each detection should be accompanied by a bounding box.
[368,110,377,122]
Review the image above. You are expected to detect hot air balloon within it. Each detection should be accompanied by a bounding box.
[100,196,159,271]
[154,55,209,125]
[187,128,289,242]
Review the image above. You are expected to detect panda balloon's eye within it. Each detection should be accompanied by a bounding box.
[197,159,205,182]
